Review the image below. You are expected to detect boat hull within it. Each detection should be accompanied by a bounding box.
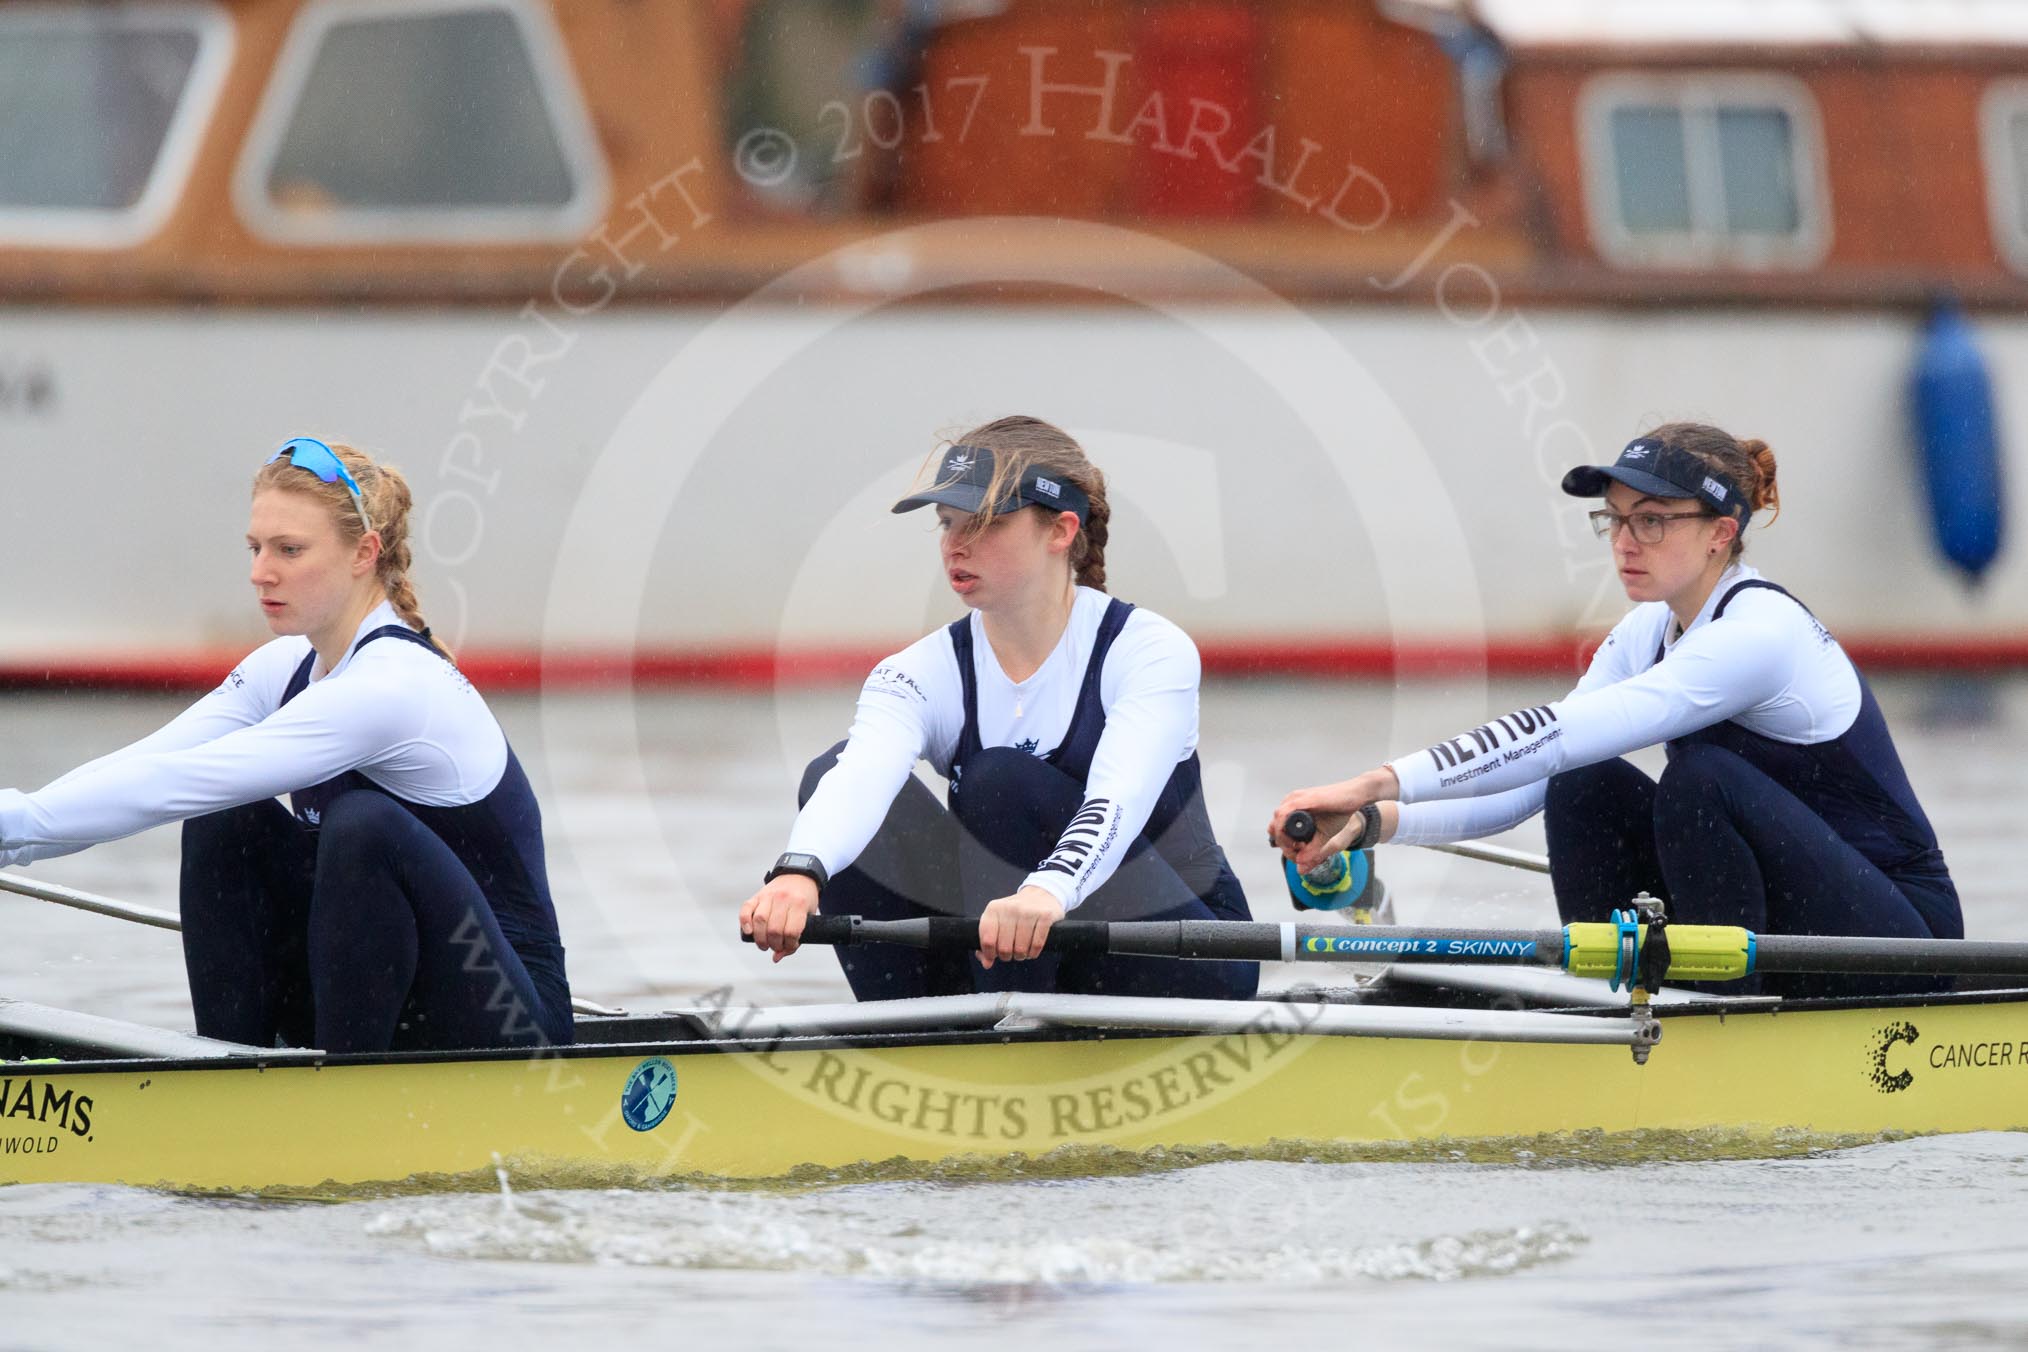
[11,304,2028,668]
[4,992,2025,1192]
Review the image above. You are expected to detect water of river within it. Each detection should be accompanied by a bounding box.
[4,677,2027,1349]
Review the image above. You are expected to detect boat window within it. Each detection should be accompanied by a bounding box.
[1980,83,2028,276]
[0,3,233,247]
[236,0,605,243]
[726,0,892,211]
[1583,76,1827,269]
[1715,107,1803,235]
[1609,107,1693,234]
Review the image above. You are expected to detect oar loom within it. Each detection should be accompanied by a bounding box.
[772,914,2027,985]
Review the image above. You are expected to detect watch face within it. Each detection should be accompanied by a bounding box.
[771,854,826,886]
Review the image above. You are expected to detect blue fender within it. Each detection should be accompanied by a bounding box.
[1911,299,2006,583]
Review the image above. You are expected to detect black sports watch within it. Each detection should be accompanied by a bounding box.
[1346,803,1382,852]
[765,852,830,892]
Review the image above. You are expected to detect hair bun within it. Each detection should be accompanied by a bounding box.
[1636,421,1780,553]
[1737,438,1780,515]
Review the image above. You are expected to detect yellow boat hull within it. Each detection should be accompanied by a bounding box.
[4,994,2026,1192]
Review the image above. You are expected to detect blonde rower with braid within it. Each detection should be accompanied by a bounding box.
[0,438,572,1052]
[742,416,1256,1001]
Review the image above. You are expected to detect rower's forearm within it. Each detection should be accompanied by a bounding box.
[1389,782,1547,846]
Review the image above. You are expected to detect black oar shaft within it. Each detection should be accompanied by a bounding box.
[781,916,2028,980]
[1752,934,2028,976]
[789,916,1568,965]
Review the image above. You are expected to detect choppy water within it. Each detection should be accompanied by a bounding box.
[6,677,2028,1349]
[3,1138,2026,1350]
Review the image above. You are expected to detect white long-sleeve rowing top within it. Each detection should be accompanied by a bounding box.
[1390,565,1863,845]
[0,603,508,865]
[787,587,1204,911]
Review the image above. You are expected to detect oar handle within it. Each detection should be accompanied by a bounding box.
[1282,809,1357,851]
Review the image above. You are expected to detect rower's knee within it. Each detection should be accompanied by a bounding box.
[963,745,1045,789]
[1656,743,1738,805]
[800,740,848,808]
[1545,759,1642,823]
[950,749,1085,877]
[180,803,279,927]
[315,790,411,860]
[955,746,1074,824]
[180,799,288,863]
[1543,768,1591,823]
[1652,745,1760,850]
[182,804,251,857]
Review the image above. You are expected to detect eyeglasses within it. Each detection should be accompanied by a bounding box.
[1588,508,1715,545]
[267,437,372,536]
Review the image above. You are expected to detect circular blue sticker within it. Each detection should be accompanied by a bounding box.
[621,1057,678,1132]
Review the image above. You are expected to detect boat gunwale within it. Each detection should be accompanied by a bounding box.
[9,983,2028,1080]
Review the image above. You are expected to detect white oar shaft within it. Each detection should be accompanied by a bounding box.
[0,870,180,930]
[0,869,622,1018]
[1424,841,1552,875]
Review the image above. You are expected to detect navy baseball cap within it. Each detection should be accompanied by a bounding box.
[1561,437,1749,522]
[891,444,1091,524]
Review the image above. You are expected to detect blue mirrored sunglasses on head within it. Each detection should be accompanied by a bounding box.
[266,437,372,534]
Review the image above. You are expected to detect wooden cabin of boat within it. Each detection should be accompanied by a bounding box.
[7,0,2028,675]
[6,0,2028,309]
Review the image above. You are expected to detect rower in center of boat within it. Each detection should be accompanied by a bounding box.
[1271,422,1964,999]
[0,438,572,1053]
[741,416,1256,1000]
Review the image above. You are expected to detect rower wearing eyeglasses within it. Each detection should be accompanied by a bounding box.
[0,438,572,1052]
[1270,422,1961,997]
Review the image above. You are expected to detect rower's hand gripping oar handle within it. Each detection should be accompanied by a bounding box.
[755,914,1114,955]
[1282,809,1354,850]
[1281,809,1359,891]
